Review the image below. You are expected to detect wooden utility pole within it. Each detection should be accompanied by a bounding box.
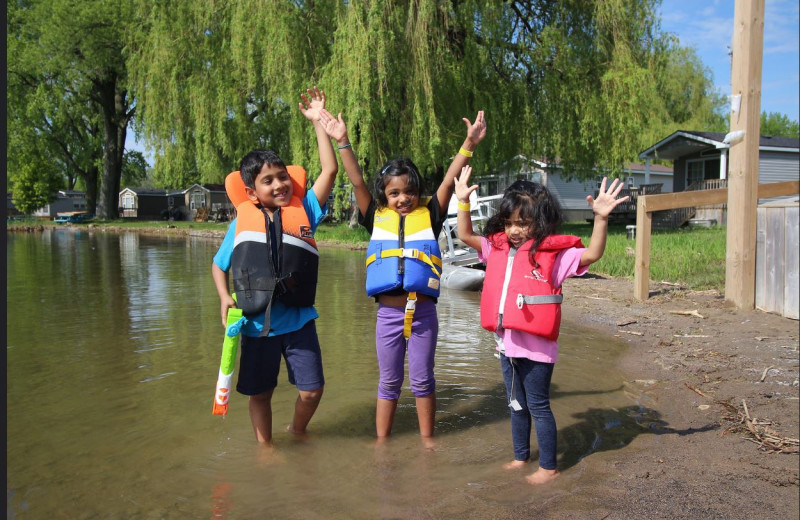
[725,0,764,309]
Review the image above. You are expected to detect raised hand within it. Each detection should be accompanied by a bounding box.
[318,109,348,142]
[298,86,326,122]
[586,177,630,218]
[462,110,487,145]
[454,165,479,203]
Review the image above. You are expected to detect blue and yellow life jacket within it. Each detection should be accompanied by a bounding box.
[365,206,442,299]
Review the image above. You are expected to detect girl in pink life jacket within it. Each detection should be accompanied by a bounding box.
[454,167,629,485]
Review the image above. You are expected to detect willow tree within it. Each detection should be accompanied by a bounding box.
[128,0,725,219]
[127,0,336,188]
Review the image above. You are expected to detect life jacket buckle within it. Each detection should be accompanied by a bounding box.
[516,293,524,309]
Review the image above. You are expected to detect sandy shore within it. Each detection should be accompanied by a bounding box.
[530,275,799,520]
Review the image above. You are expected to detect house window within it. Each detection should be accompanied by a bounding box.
[190,191,205,210]
[686,158,722,187]
[121,193,136,209]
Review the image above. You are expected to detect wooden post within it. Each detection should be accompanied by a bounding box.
[633,195,652,300]
[725,0,764,309]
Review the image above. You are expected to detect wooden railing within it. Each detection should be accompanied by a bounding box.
[633,180,799,300]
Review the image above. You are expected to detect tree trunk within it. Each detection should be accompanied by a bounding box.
[84,164,99,215]
[96,78,128,220]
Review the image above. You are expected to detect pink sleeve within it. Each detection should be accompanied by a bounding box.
[478,236,492,263]
[551,247,589,288]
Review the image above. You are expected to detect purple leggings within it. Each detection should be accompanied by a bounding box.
[375,299,438,400]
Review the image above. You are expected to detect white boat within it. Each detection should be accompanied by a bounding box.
[437,193,501,291]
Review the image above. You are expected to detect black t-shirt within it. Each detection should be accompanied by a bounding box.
[358,196,447,298]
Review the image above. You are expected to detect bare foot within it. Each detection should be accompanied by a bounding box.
[420,435,437,451]
[502,459,530,470]
[286,425,309,440]
[525,467,559,485]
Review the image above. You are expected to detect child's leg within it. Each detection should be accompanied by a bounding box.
[249,390,275,444]
[375,304,408,437]
[376,398,398,437]
[516,358,559,484]
[500,354,532,465]
[237,335,282,445]
[291,388,323,434]
[283,321,325,434]
[406,300,438,438]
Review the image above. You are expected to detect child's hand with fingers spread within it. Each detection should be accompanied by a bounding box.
[454,165,479,203]
[298,86,326,122]
[319,109,348,143]
[586,177,630,218]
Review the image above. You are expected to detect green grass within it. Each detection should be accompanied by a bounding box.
[562,222,727,290]
[314,221,371,246]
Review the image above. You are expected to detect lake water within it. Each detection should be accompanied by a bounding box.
[7,229,654,519]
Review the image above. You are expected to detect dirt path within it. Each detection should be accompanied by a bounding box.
[534,275,799,519]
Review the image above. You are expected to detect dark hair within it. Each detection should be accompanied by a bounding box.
[483,180,564,267]
[239,150,286,189]
[373,157,424,208]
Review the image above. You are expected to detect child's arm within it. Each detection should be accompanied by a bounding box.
[580,177,630,267]
[298,86,339,209]
[435,110,486,211]
[212,263,236,328]
[318,108,372,216]
[453,165,483,251]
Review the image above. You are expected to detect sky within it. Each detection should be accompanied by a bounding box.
[127,1,800,163]
[658,0,800,123]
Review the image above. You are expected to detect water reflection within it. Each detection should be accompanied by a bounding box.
[7,230,685,519]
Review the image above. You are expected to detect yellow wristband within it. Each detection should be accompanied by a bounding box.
[457,201,471,212]
[458,147,473,158]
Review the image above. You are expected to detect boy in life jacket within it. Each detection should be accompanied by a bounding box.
[211,86,338,446]
[318,107,487,445]
[454,168,629,485]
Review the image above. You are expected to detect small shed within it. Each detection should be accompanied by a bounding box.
[177,183,231,221]
[118,188,180,220]
[756,197,799,320]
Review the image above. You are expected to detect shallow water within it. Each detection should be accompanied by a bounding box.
[7,229,654,519]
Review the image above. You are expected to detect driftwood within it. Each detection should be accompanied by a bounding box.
[669,309,705,318]
[686,382,800,454]
[726,399,800,454]
[759,366,775,382]
[618,330,644,336]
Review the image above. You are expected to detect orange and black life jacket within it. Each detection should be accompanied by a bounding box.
[225,167,319,335]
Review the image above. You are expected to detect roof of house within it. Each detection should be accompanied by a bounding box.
[639,130,800,161]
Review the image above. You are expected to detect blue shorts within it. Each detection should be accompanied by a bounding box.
[236,320,325,395]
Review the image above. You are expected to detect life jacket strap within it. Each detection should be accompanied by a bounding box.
[365,248,443,277]
[515,294,563,309]
[403,292,417,339]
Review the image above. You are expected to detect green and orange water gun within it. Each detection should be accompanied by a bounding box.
[212,305,245,416]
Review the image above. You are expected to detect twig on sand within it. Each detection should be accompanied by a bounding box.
[669,309,705,319]
[720,398,800,454]
[760,366,775,382]
[618,330,644,336]
[685,382,713,399]
[585,295,611,301]
[674,334,710,338]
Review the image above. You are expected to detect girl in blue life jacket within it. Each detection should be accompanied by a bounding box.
[319,107,486,444]
[454,166,629,485]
